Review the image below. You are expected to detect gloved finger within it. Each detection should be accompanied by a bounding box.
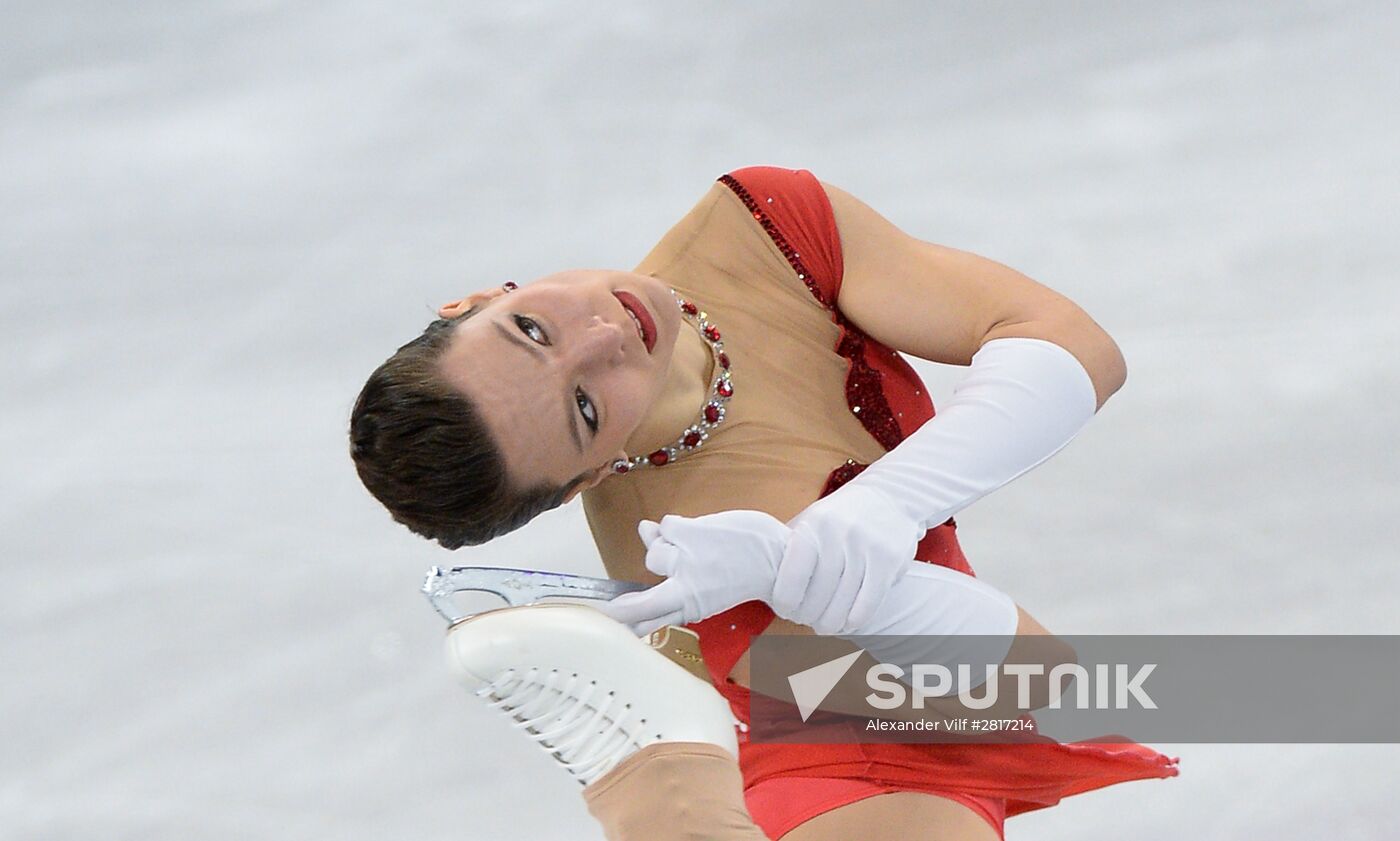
[656,513,715,548]
[813,556,867,635]
[844,561,899,633]
[637,519,662,547]
[771,525,820,619]
[659,509,760,539]
[631,609,688,638]
[642,540,682,577]
[657,512,699,533]
[788,538,844,628]
[846,532,919,632]
[594,578,685,628]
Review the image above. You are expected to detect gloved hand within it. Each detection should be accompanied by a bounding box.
[596,510,789,636]
[771,483,923,635]
[595,492,921,638]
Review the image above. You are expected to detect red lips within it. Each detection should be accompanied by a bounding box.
[613,290,657,353]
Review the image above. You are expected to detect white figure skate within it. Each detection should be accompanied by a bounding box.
[443,601,739,786]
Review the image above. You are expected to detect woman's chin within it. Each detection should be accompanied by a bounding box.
[638,273,670,300]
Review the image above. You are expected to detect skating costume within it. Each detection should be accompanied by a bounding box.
[582,166,1178,839]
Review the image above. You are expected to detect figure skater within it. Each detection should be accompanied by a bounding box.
[349,166,1178,839]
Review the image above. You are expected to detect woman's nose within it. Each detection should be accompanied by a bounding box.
[567,316,626,367]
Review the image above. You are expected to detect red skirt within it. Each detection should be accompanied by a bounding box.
[691,589,1179,837]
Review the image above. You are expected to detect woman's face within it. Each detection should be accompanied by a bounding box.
[436,269,682,495]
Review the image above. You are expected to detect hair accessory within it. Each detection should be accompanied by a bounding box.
[611,290,733,475]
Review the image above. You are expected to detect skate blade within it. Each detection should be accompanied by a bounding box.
[423,565,647,624]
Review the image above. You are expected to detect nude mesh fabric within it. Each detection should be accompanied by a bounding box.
[582,181,877,664]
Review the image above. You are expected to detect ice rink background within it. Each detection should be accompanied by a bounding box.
[3,1,1397,838]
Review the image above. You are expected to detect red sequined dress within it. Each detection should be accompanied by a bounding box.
[581,166,1179,839]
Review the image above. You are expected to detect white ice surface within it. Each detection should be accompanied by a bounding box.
[2,1,1397,838]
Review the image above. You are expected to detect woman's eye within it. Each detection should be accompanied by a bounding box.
[576,388,598,433]
[513,315,548,344]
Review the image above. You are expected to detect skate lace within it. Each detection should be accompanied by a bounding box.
[474,667,650,785]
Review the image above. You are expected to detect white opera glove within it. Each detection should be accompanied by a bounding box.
[596,511,789,637]
[771,484,922,635]
[772,337,1098,636]
[840,560,1021,694]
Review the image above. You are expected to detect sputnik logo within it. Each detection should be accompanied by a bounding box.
[787,651,864,721]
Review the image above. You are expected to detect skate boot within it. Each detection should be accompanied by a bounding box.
[444,603,739,786]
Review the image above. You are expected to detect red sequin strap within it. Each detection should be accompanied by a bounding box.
[717,173,834,308]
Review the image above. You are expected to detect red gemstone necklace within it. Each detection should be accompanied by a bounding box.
[611,290,733,474]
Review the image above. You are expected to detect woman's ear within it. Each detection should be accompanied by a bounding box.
[439,285,510,319]
[562,457,623,503]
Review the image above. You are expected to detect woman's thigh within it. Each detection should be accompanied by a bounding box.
[779,791,1002,841]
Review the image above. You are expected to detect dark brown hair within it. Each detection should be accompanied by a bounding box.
[349,311,585,549]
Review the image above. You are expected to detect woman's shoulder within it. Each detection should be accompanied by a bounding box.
[634,166,845,312]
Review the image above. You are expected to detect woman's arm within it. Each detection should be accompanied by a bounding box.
[765,182,1125,634]
[605,177,1126,639]
[821,180,1126,409]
